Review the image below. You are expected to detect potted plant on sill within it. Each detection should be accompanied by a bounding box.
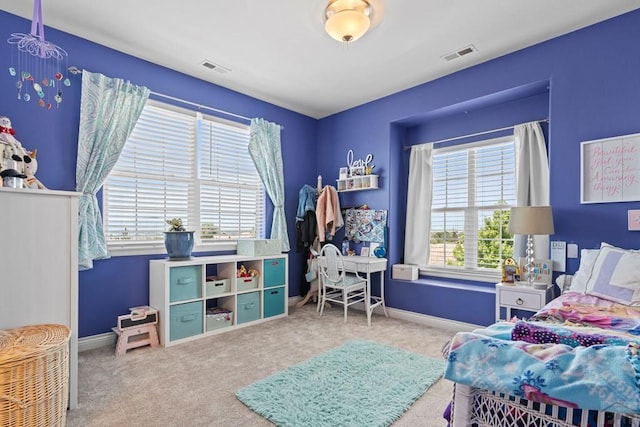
[164,218,195,260]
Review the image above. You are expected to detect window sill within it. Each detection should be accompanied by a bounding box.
[405,276,497,293]
[419,267,501,284]
[107,241,238,257]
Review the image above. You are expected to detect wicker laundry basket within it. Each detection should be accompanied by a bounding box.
[0,324,71,427]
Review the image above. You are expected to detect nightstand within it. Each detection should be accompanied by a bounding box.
[495,282,555,321]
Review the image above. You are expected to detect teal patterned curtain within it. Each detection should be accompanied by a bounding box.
[249,118,290,252]
[76,71,150,270]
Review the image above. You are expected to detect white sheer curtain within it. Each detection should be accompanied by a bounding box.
[513,121,550,259]
[404,143,433,265]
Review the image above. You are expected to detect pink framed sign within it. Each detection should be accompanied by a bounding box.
[580,132,640,204]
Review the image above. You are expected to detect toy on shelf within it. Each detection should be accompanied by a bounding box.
[23,149,46,189]
[0,116,28,181]
[0,116,46,189]
[501,257,519,283]
[237,265,259,278]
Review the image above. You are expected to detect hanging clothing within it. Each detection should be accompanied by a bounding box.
[295,184,319,297]
[296,210,317,253]
[296,184,317,221]
[316,185,343,242]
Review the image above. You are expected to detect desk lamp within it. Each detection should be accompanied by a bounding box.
[508,206,555,285]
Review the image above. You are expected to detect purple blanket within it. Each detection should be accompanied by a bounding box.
[511,320,633,347]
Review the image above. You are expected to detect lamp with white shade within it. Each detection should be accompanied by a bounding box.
[508,206,555,286]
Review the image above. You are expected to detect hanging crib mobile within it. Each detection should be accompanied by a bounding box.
[7,0,70,109]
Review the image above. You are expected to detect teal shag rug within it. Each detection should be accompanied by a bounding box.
[236,340,445,427]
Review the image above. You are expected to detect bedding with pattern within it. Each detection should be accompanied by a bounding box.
[444,296,640,413]
[443,242,640,426]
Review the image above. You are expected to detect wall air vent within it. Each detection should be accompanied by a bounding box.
[201,60,231,74]
[442,44,477,62]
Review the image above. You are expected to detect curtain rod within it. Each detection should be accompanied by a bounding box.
[68,66,252,123]
[402,118,549,151]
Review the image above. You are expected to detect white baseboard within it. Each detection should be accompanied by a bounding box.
[379,306,481,332]
[79,300,479,352]
[79,331,116,353]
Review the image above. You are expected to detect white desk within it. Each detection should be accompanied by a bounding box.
[341,256,388,326]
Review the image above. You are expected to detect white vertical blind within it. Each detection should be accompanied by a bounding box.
[429,136,515,270]
[103,101,264,244]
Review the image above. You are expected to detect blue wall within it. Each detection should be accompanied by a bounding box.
[2,9,640,336]
[317,9,640,326]
[0,11,317,337]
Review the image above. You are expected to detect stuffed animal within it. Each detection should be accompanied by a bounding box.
[0,116,19,145]
[23,149,46,189]
[0,116,29,176]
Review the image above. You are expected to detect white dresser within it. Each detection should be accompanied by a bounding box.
[0,188,81,409]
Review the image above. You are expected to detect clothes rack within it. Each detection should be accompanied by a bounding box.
[296,175,324,309]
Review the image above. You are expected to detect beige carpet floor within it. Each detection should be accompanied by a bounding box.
[66,303,457,427]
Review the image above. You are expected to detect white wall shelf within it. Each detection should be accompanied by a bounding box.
[336,174,379,192]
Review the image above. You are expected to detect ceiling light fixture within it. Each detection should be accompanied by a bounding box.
[324,0,372,43]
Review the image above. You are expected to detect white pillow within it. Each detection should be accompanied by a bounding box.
[584,245,640,306]
[600,241,640,252]
[568,249,599,293]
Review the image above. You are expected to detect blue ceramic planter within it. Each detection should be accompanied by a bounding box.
[164,231,195,260]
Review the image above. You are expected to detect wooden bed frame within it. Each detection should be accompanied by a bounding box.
[451,383,640,427]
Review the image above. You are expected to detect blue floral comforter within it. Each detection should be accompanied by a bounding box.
[444,320,640,414]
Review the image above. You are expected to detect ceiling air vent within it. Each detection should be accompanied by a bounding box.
[442,44,477,62]
[201,60,231,74]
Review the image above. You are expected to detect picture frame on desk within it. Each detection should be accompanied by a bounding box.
[360,247,370,257]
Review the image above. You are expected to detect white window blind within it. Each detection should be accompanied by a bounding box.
[429,136,515,272]
[103,100,264,247]
[198,117,264,240]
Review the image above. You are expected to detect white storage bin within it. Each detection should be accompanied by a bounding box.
[206,277,231,296]
[392,264,418,281]
[236,239,281,256]
[237,276,258,291]
[206,309,233,331]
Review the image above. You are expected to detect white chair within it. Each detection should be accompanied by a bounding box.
[318,243,367,323]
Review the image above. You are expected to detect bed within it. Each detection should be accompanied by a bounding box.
[443,243,640,427]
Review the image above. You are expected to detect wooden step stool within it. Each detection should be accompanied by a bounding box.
[113,306,160,356]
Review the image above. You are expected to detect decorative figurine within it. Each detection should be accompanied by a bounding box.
[23,149,46,189]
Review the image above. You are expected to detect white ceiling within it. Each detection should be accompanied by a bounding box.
[2,1,640,119]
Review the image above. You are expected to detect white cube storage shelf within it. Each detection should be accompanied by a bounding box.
[150,254,288,346]
[336,174,379,192]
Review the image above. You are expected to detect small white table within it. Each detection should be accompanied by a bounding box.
[495,282,555,321]
[341,256,388,326]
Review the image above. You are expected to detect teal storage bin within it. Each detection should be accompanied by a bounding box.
[263,258,286,288]
[237,292,260,324]
[170,301,203,341]
[169,265,202,302]
[263,287,285,318]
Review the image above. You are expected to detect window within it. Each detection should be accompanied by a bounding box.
[103,100,264,253]
[428,136,515,277]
